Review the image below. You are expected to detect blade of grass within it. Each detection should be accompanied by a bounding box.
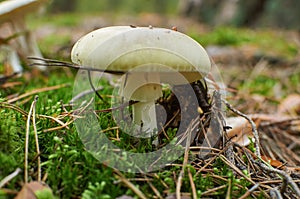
[114,169,147,199]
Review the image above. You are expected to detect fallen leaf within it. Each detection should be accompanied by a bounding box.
[261,156,285,168]
[226,117,255,146]
[278,94,300,116]
[14,181,54,199]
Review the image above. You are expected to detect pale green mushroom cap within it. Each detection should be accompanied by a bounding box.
[0,0,48,23]
[71,26,211,83]
[71,26,211,135]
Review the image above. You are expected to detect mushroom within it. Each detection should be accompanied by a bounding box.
[71,26,211,136]
[0,0,48,73]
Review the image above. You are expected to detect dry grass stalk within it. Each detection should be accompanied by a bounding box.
[32,95,41,181]
[25,95,38,183]
[222,99,261,158]
[114,169,147,199]
[238,183,260,199]
[0,168,21,188]
[187,168,197,199]
[7,83,70,103]
[176,119,195,199]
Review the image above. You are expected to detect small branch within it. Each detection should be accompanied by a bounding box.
[70,86,103,103]
[270,188,283,199]
[238,183,260,199]
[0,73,19,84]
[0,168,21,188]
[226,179,232,199]
[244,148,300,197]
[201,184,227,196]
[7,83,70,103]
[222,99,261,158]
[0,102,28,116]
[219,155,256,185]
[28,57,124,75]
[188,168,197,199]
[39,114,70,130]
[142,174,163,199]
[114,169,147,199]
[256,160,300,197]
[87,70,106,103]
[176,119,195,199]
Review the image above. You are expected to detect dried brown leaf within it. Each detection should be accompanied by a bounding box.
[226,117,256,146]
[278,94,300,116]
[14,181,53,199]
[261,156,285,169]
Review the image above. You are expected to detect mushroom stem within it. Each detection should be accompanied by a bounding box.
[11,16,45,70]
[132,100,158,135]
[119,72,163,137]
[1,45,23,73]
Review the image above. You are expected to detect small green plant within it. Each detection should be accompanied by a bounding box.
[81,182,111,199]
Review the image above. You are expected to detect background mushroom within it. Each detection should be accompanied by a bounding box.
[0,0,48,73]
[71,26,211,137]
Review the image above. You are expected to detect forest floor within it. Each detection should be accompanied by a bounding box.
[1,13,300,198]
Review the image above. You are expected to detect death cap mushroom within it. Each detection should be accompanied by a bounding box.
[71,26,211,136]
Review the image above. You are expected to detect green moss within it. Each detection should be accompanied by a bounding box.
[240,75,278,96]
[28,13,81,29]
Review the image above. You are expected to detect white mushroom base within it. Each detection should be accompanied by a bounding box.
[119,72,163,138]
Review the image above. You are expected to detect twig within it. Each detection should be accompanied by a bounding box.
[25,96,38,183]
[238,183,260,199]
[222,99,261,158]
[28,57,124,75]
[8,83,70,103]
[87,70,106,104]
[70,86,103,103]
[114,169,147,199]
[225,142,235,172]
[43,97,95,132]
[0,168,21,188]
[187,168,197,199]
[270,188,283,199]
[256,160,300,197]
[32,96,41,181]
[226,179,232,199]
[261,179,300,184]
[0,102,28,116]
[244,148,300,197]
[176,119,194,199]
[0,73,19,84]
[142,175,163,199]
[195,145,229,176]
[201,184,227,196]
[219,155,256,186]
[39,114,70,130]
